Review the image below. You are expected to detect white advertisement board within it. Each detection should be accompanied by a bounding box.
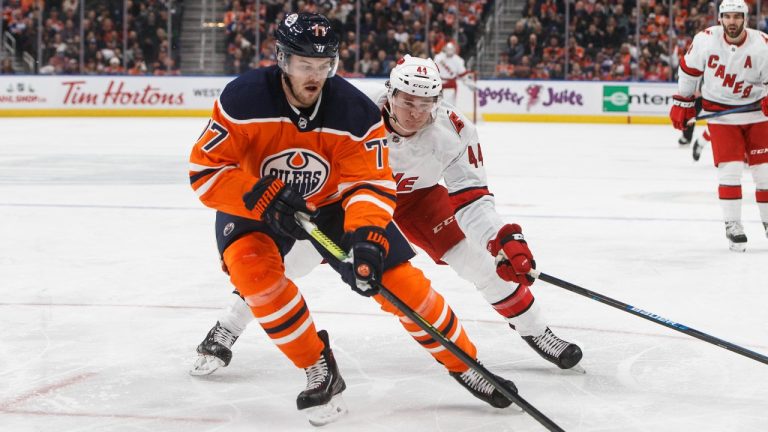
[0,75,677,123]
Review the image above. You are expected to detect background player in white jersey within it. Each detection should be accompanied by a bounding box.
[670,0,768,251]
[191,55,583,377]
[433,43,472,106]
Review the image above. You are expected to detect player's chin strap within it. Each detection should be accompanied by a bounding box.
[527,269,768,365]
[294,212,565,432]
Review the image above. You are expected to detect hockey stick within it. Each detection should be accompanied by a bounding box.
[686,101,761,124]
[531,270,768,365]
[295,214,565,432]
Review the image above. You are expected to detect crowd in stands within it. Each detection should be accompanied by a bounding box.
[222,0,492,77]
[1,0,181,75]
[495,0,766,81]
[3,0,768,81]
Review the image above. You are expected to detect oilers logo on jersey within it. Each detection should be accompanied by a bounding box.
[261,149,330,197]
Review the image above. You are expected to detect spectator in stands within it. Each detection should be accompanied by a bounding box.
[366,59,382,77]
[581,23,604,57]
[507,34,524,65]
[1,58,15,74]
[603,19,623,50]
[568,62,586,80]
[494,52,515,78]
[359,51,373,75]
[514,55,532,78]
[531,63,549,79]
[104,56,124,75]
[524,32,541,65]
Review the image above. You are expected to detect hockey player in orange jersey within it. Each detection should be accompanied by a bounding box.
[188,12,517,426]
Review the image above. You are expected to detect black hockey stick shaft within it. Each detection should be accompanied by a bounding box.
[296,215,564,431]
[373,286,563,431]
[533,270,768,365]
[694,101,761,121]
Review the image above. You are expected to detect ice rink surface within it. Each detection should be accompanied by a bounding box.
[1,118,766,432]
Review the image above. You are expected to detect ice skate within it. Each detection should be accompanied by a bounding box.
[297,330,347,426]
[450,366,517,409]
[692,138,704,161]
[678,136,690,145]
[725,221,747,252]
[763,222,768,239]
[521,326,584,372]
[190,321,238,376]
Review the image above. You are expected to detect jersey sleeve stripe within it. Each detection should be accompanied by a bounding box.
[192,165,236,197]
[190,162,230,171]
[189,168,219,184]
[339,182,397,202]
[449,186,493,212]
[344,195,395,215]
[679,56,703,77]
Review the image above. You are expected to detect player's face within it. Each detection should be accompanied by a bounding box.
[391,92,436,132]
[720,12,746,40]
[284,56,334,106]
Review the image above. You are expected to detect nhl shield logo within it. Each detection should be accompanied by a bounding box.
[261,149,330,198]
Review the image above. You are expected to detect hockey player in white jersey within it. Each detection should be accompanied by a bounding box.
[191,55,583,377]
[670,0,768,251]
[433,42,472,106]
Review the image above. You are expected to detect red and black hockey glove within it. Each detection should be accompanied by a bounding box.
[670,95,696,130]
[487,224,536,286]
[340,226,389,297]
[243,175,317,240]
[761,96,768,117]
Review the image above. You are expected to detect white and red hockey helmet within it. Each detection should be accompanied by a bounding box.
[719,0,748,20]
[387,54,443,99]
[442,42,456,56]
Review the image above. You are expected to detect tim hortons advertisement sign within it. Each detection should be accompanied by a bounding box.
[60,79,184,106]
[0,76,232,112]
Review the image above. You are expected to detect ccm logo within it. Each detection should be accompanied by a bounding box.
[750,148,768,155]
[432,215,456,234]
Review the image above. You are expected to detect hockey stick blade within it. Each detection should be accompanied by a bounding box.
[295,213,565,432]
[530,269,768,366]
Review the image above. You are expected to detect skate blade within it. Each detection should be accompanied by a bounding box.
[565,364,587,374]
[728,242,747,253]
[304,394,348,426]
[189,355,225,376]
[692,143,702,161]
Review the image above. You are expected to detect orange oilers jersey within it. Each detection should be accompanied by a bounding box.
[189,66,396,232]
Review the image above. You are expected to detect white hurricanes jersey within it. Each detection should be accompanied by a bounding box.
[679,26,768,124]
[433,52,467,81]
[375,92,504,247]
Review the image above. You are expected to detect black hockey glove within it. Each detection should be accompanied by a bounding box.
[243,175,316,240]
[340,226,389,297]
